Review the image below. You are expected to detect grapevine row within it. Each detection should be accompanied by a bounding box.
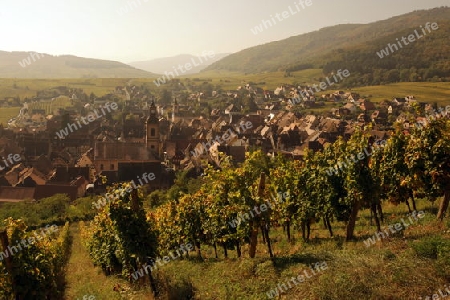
[81,118,449,293]
[0,220,71,300]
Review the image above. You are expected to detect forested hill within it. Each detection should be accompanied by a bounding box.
[321,21,450,87]
[204,7,450,75]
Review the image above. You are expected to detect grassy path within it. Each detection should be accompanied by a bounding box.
[64,223,127,300]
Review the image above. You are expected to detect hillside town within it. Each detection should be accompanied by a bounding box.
[1,3,450,298]
[0,82,445,203]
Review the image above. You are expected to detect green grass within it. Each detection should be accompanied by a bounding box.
[65,223,153,300]
[150,198,449,299]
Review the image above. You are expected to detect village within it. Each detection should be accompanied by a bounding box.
[0,81,436,203]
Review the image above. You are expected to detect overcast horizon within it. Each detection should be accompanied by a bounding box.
[1,0,449,64]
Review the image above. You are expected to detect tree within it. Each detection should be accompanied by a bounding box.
[385,70,400,83]
[243,95,258,113]
[159,89,172,106]
[400,69,411,82]
[322,140,352,223]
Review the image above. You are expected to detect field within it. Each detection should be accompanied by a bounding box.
[0,107,20,126]
[182,69,326,90]
[1,72,448,101]
[352,82,450,105]
[28,96,73,115]
[0,78,135,100]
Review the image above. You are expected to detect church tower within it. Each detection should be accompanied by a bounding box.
[172,97,179,123]
[146,101,160,156]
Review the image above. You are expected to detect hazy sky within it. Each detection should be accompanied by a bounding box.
[1,0,448,63]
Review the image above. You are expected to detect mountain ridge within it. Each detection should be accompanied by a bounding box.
[204,7,450,73]
[0,51,157,78]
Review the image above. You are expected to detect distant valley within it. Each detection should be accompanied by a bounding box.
[0,7,449,86]
[129,53,230,75]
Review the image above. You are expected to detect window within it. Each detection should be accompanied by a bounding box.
[100,164,104,171]
[151,128,156,136]
[110,164,114,170]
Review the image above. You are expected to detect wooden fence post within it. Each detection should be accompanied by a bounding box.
[0,230,18,299]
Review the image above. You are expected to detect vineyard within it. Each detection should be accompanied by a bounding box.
[0,220,70,299]
[0,117,449,299]
[27,96,72,115]
[77,117,449,298]
[143,117,449,259]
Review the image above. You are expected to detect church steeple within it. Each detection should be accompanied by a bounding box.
[172,98,179,123]
[146,100,160,156]
[148,100,158,123]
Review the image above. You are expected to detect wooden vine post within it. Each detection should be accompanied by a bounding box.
[0,229,19,299]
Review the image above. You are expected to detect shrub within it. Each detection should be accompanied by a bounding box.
[411,235,449,259]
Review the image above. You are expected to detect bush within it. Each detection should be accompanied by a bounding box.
[67,197,96,221]
[0,194,71,228]
[411,235,450,259]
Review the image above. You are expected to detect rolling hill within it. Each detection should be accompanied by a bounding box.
[204,7,450,73]
[129,53,230,75]
[0,52,157,78]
